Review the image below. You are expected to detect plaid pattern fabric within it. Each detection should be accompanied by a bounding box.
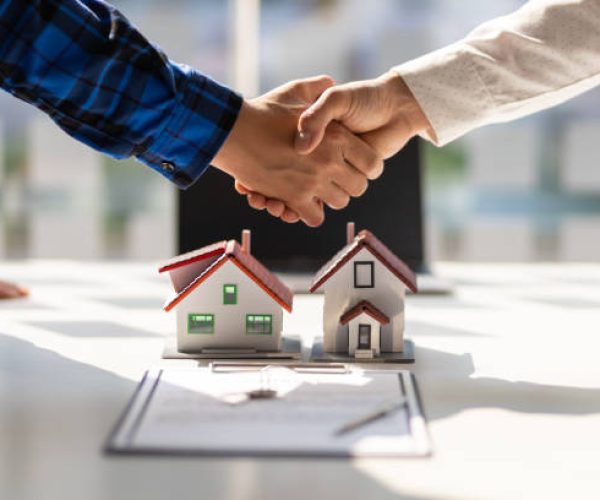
[0,0,242,188]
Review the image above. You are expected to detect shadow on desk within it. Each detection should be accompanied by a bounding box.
[0,334,434,500]
[412,343,600,421]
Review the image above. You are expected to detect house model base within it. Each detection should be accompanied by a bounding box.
[162,335,302,360]
[310,338,415,364]
[159,230,295,358]
[309,223,419,363]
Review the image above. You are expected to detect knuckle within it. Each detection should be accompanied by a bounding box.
[328,195,350,210]
[247,197,262,210]
[312,213,325,227]
[322,86,336,100]
[325,125,346,145]
[325,87,342,103]
[367,158,385,180]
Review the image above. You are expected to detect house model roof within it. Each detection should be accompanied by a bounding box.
[159,238,293,313]
[309,229,418,293]
[159,241,229,274]
[340,300,390,325]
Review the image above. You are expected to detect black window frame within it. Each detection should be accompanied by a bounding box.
[354,261,374,288]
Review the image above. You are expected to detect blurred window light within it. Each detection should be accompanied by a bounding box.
[2,0,600,262]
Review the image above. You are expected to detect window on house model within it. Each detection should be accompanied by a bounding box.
[223,284,237,305]
[246,314,272,335]
[188,314,215,334]
[354,261,374,288]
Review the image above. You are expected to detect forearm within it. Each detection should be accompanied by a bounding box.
[0,0,241,188]
[393,0,600,146]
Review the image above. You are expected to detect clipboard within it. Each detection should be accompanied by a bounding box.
[105,366,431,458]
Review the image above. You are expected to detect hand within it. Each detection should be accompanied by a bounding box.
[237,71,431,222]
[296,71,432,158]
[234,181,300,223]
[212,76,383,227]
[0,280,28,299]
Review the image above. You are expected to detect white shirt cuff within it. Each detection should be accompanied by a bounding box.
[392,43,496,147]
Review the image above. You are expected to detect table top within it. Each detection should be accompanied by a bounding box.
[1,260,599,500]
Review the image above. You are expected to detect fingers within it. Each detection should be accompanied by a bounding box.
[265,199,286,218]
[331,163,369,198]
[236,176,325,227]
[247,192,267,211]
[361,124,412,159]
[341,128,384,181]
[314,122,381,208]
[281,207,300,223]
[234,180,251,195]
[318,182,350,211]
[258,199,300,223]
[293,198,325,227]
[237,181,301,224]
[236,178,302,224]
[295,87,351,155]
[0,281,28,299]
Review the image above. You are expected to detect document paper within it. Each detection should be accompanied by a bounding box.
[106,367,431,457]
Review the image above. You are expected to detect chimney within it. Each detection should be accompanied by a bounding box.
[241,229,251,254]
[346,222,355,244]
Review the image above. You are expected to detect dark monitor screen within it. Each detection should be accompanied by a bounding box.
[178,138,424,273]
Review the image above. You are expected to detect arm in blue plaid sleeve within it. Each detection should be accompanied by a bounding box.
[0,0,242,188]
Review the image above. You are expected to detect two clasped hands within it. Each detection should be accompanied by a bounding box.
[212,71,431,227]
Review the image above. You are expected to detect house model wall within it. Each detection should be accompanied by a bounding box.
[310,223,418,358]
[159,231,293,354]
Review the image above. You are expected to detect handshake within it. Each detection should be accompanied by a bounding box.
[212,71,431,227]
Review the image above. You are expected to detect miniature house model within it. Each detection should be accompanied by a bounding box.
[310,223,418,359]
[159,230,293,353]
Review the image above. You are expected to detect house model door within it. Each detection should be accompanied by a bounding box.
[358,324,372,350]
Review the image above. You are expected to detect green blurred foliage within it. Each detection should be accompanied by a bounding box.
[423,140,467,190]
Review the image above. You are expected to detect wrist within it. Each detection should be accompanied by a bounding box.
[379,70,432,138]
[212,99,254,179]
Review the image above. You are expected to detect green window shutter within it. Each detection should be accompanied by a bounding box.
[223,284,237,305]
[188,313,215,334]
[245,314,273,335]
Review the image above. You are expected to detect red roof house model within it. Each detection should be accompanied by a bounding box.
[159,238,293,313]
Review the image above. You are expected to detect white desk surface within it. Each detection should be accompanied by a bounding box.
[1,261,599,500]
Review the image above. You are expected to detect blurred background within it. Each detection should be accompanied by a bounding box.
[1,0,600,262]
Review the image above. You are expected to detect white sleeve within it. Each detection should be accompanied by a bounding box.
[392,0,600,146]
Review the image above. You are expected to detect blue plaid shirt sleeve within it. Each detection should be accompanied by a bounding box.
[0,0,242,188]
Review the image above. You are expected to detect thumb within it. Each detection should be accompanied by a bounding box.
[295,87,349,155]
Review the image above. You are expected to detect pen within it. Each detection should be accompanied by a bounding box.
[334,399,407,436]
